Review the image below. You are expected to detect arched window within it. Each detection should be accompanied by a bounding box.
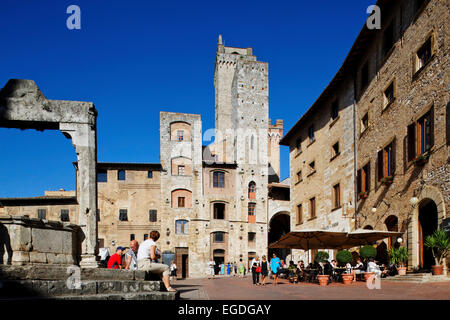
[248,181,256,199]
[250,135,254,150]
[213,171,225,188]
[175,220,189,234]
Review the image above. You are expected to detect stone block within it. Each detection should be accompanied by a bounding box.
[62,231,75,255]
[81,268,134,281]
[139,280,163,292]
[28,265,71,280]
[97,280,123,294]
[30,252,47,264]
[122,281,139,293]
[11,251,30,265]
[46,253,67,265]
[134,270,146,280]
[6,224,32,252]
[31,228,63,254]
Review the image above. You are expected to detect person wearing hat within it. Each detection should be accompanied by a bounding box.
[107,246,124,269]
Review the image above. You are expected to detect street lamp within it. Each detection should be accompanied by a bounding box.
[409,196,419,207]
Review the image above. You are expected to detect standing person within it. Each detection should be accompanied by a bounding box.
[260,256,269,286]
[208,259,216,279]
[137,230,176,292]
[238,259,245,277]
[250,256,261,285]
[125,240,139,270]
[169,260,177,280]
[233,261,238,276]
[220,262,225,275]
[107,247,124,269]
[227,262,231,275]
[270,253,281,285]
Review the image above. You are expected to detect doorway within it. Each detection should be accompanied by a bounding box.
[418,200,438,271]
[176,247,189,279]
[213,249,225,275]
[268,212,291,262]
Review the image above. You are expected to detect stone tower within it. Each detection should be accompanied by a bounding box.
[214,35,270,260]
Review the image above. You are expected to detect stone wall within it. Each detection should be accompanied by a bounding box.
[0,216,79,266]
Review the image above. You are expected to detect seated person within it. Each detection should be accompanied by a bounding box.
[107,247,124,269]
[367,258,382,277]
[137,230,176,292]
[352,258,364,281]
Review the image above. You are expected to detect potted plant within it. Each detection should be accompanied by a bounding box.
[315,251,330,286]
[360,245,377,280]
[389,246,408,275]
[336,250,354,284]
[358,191,369,199]
[381,175,394,185]
[424,229,449,275]
[412,152,430,166]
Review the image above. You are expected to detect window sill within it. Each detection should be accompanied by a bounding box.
[307,139,316,148]
[329,115,340,129]
[295,150,302,158]
[359,126,369,139]
[307,170,316,178]
[330,153,340,162]
[294,180,303,186]
[412,54,436,82]
[331,206,341,213]
[381,99,396,114]
[308,216,317,221]
[296,222,303,226]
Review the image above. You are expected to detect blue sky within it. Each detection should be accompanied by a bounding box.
[0,0,374,197]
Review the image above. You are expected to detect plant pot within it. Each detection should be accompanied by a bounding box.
[432,265,443,276]
[317,275,330,286]
[363,272,374,281]
[397,267,407,276]
[342,274,354,285]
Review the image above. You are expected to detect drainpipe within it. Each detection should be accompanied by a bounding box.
[353,72,359,231]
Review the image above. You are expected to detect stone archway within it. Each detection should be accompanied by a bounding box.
[0,79,99,268]
[408,185,446,271]
[268,211,290,261]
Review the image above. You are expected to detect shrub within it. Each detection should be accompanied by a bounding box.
[360,245,377,259]
[314,251,329,263]
[336,250,353,265]
[424,229,450,265]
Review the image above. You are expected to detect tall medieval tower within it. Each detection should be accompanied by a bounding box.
[214,35,270,261]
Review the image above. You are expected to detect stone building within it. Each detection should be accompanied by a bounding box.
[280,0,449,270]
[1,37,287,278]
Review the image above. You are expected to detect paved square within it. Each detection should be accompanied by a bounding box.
[173,276,450,300]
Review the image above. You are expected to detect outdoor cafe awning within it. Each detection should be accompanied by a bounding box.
[268,229,403,250]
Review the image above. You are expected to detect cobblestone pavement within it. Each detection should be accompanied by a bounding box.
[172,275,450,300]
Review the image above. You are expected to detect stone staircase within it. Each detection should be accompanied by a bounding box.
[382,272,450,283]
[0,265,179,300]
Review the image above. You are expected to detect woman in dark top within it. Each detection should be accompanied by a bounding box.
[260,255,269,286]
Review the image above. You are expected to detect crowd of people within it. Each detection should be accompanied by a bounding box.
[100,230,177,292]
[206,252,398,285]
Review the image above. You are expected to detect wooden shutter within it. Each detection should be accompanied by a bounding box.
[376,150,383,182]
[391,139,396,175]
[407,123,416,161]
[357,169,362,194]
[429,105,435,148]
